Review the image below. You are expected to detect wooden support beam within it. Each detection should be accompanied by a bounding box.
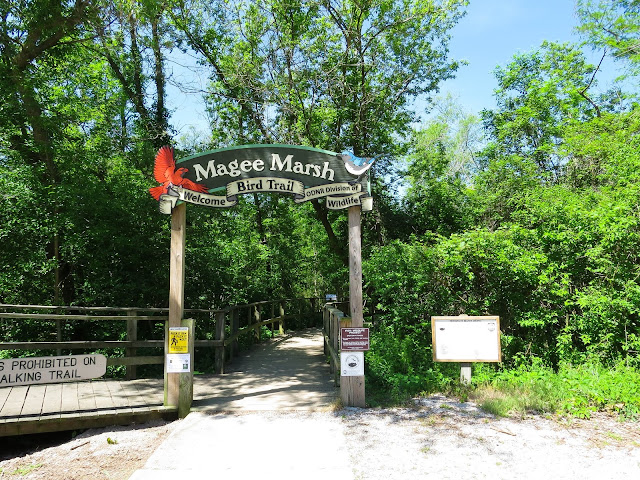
[179,317,195,418]
[214,310,226,374]
[253,304,261,341]
[165,203,186,408]
[126,310,138,380]
[279,301,285,335]
[342,205,366,407]
[460,363,472,384]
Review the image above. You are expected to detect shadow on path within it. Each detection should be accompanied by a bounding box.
[192,328,338,411]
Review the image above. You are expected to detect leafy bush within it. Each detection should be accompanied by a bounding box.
[473,360,640,419]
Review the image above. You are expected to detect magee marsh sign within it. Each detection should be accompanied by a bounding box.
[149,144,374,214]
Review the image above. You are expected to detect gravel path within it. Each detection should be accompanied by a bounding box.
[342,396,640,480]
[2,395,638,480]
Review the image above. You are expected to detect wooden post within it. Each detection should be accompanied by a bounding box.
[310,297,317,325]
[179,317,194,418]
[332,310,341,355]
[56,318,62,356]
[323,305,328,355]
[253,304,261,341]
[279,300,285,335]
[165,202,185,408]
[126,309,138,380]
[215,310,226,374]
[460,363,472,385]
[230,307,239,360]
[270,301,275,337]
[341,205,366,407]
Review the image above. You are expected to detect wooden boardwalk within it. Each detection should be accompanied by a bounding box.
[0,378,175,436]
[0,328,336,436]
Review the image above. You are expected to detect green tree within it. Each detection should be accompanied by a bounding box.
[0,0,99,304]
[481,42,605,179]
[402,98,480,237]
[576,0,640,75]
[169,0,468,261]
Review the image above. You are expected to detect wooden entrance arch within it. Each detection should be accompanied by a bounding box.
[151,144,374,408]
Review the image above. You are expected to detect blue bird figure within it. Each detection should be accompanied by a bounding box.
[338,150,376,179]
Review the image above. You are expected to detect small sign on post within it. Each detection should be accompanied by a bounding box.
[166,353,191,373]
[169,326,189,354]
[341,327,370,351]
[341,351,364,376]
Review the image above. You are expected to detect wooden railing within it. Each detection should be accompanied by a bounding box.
[207,297,321,374]
[0,298,322,378]
[322,302,351,386]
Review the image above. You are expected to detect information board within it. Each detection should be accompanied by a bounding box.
[432,316,501,362]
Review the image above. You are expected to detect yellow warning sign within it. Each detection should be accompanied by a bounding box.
[169,327,189,354]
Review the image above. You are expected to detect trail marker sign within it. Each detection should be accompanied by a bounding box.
[166,353,191,373]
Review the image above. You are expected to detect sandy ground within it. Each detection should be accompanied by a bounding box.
[0,420,172,480]
[1,396,639,480]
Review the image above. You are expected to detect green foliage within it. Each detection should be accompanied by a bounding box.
[481,41,605,176]
[474,361,640,419]
[365,325,459,404]
[576,0,640,77]
[402,101,479,237]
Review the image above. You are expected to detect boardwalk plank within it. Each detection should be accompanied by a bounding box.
[77,381,97,411]
[91,379,117,414]
[127,378,164,407]
[0,387,11,412]
[105,380,133,412]
[0,386,28,418]
[120,379,151,409]
[21,384,46,417]
[60,382,80,418]
[41,383,63,418]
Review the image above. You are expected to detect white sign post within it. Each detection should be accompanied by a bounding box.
[431,315,501,384]
[0,354,107,387]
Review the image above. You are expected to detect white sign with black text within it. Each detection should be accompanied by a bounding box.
[341,351,364,376]
[0,354,107,387]
[166,353,191,373]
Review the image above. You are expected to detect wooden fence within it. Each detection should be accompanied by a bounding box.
[322,301,351,386]
[0,298,322,378]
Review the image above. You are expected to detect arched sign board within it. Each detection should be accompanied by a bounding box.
[150,144,374,214]
[151,144,369,409]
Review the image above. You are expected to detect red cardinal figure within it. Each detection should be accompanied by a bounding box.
[149,146,209,200]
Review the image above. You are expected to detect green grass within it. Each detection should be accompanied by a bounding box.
[365,358,640,420]
[472,361,640,419]
[10,464,43,476]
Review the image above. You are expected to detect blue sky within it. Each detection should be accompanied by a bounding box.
[424,0,624,117]
[169,0,620,135]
